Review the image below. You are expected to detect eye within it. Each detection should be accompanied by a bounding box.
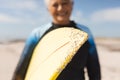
[53,3,58,8]
[62,2,68,5]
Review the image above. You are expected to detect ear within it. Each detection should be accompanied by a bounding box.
[71,1,74,10]
[72,1,74,6]
[46,7,48,11]
[46,7,50,12]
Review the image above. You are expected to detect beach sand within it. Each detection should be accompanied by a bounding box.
[0,38,120,80]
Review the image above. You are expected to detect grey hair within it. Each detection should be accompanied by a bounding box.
[44,0,73,6]
[44,0,49,6]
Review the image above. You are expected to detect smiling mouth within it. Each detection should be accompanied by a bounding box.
[57,12,67,17]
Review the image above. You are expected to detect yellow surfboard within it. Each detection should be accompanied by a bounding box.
[25,27,88,80]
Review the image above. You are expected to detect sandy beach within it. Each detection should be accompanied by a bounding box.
[0,38,120,80]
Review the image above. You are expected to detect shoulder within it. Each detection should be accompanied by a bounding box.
[75,22,96,46]
[26,23,52,44]
[75,23,91,34]
[30,23,52,40]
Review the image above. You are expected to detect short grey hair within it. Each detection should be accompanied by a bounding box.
[44,0,73,6]
[44,0,49,6]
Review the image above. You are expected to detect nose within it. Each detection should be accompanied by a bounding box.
[57,5,63,11]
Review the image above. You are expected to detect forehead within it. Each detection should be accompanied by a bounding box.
[50,0,71,3]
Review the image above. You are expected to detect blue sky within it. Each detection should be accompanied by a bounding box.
[0,0,120,41]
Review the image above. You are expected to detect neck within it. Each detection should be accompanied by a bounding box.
[53,20,70,26]
[52,21,76,28]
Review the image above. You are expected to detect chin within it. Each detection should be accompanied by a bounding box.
[57,18,69,23]
[57,20,67,24]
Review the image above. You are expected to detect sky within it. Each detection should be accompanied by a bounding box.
[0,0,120,41]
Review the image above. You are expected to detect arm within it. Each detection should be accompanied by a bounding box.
[86,31,101,80]
[76,24,101,80]
[12,31,39,80]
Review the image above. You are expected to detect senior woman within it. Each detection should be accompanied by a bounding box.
[12,0,101,80]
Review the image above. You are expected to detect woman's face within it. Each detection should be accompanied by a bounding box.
[47,0,73,25]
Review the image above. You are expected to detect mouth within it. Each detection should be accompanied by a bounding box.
[57,12,68,17]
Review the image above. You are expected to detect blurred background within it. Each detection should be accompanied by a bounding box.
[0,0,120,80]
